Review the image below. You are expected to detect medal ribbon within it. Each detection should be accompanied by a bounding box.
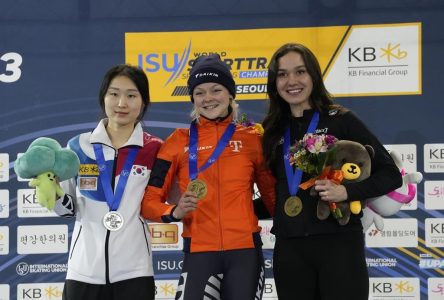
[189,121,236,180]
[283,111,319,196]
[93,144,139,211]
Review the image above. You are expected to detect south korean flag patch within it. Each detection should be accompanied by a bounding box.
[131,165,147,177]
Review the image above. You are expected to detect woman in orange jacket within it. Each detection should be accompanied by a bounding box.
[141,54,275,299]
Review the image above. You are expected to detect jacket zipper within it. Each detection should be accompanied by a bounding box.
[141,218,151,256]
[216,122,224,250]
[69,225,82,260]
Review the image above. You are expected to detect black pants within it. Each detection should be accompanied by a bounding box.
[273,231,369,300]
[62,276,155,300]
[175,247,265,300]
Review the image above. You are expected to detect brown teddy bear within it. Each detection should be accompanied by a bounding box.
[315,140,374,225]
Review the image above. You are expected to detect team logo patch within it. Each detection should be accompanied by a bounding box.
[79,177,98,190]
[79,164,99,175]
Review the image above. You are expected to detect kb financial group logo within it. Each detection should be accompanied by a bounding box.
[348,42,409,77]
[17,283,63,300]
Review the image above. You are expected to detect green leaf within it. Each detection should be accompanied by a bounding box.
[325,146,338,166]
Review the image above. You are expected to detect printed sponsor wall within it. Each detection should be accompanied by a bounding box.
[1,1,443,299]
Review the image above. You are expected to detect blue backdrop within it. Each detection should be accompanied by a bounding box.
[1,1,443,299]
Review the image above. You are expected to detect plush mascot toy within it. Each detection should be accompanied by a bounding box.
[315,140,374,225]
[361,150,423,232]
[14,137,80,210]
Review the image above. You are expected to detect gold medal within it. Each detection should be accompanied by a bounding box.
[284,196,303,217]
[187,179,208,200]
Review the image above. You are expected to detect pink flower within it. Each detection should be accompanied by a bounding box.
[325,135,338,146]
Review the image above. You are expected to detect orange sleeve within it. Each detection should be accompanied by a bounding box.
[253,133,276,216]
[141,130,183,222]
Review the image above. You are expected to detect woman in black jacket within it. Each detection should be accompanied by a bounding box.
[261,43,402,300]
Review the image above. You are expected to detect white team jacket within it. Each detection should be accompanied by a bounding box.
[56,120,162,284]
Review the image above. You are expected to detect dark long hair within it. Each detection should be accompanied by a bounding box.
[262,43,336,168]
[99,64,150,122]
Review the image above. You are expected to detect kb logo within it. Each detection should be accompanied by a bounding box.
[348,43,407,64]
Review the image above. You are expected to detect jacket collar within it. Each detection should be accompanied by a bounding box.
[90,119,144,148]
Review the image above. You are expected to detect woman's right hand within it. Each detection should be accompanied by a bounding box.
[172,190,199,219]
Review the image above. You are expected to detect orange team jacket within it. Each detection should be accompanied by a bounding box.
[141,115,275,253]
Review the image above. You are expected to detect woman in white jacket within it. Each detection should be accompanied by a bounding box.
[55,64,162,300]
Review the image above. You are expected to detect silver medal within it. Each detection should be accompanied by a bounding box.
[103,211,124,231]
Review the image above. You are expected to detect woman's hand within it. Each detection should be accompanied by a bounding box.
[314,179,348,202]
[172,190,199,219]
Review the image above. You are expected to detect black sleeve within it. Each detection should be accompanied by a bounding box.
[253,197,272,219]
[340,111,403,200]
[148,158,171,188]
[160,206,182,223]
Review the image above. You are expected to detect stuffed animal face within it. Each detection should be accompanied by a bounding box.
[39,171,56,182]
[331,140,374,182]
[316,140,375,224]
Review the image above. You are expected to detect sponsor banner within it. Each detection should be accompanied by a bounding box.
[0,190,9,218]
[384,144,418,174]
[384,144,419,210]
[425,218,444,247]
[155,279,178,299]
[17,283,63,300]
[424,181,444,210]
[0,284,9,300]
[262,278,278,299]
[154,256,183,275]
[369,277,420,300]
[325,22,421,96]
[15,262,68,276]
[367,257,398,268]
[428,277,444,300]
[148,222,183,251]
[424,144,444,173]
[126,23,420,102]
[365,218,418,248]
[125,26,348,102]
[259,220,275,249]
[17,189,58,218]
[0,226,9,255]
[419,257,444,269]
[17,225,68,254]
[0,154,9,182]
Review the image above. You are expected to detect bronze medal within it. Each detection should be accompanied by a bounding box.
[284,196,303,217]
[187,179,208,200]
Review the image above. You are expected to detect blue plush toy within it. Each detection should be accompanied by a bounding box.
[14,137,80,210]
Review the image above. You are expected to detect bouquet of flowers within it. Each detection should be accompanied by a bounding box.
[289,133,338,175]
[289,133,343,218]
[238,112,264,135]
